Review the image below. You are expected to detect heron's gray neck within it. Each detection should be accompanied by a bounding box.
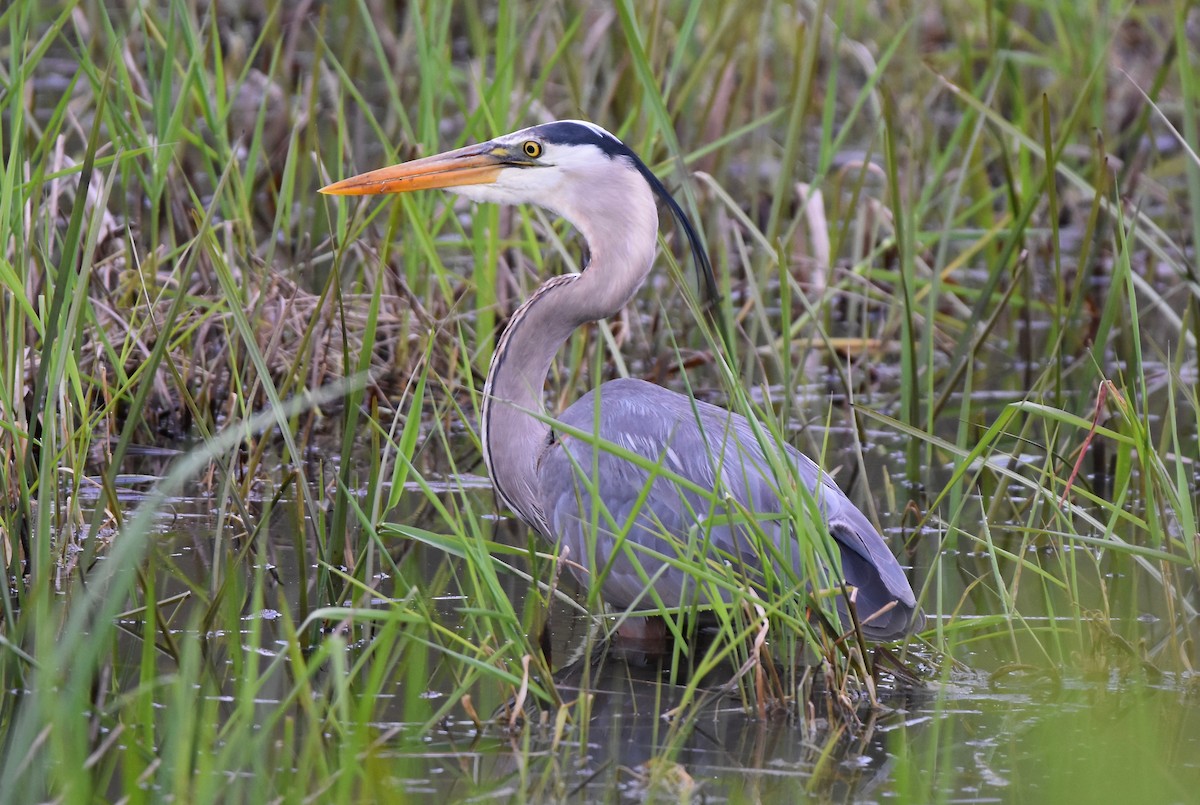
[481,205,658,531]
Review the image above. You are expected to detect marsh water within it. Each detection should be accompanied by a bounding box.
[97,371,1200,803]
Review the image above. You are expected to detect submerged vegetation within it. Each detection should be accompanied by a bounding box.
[0,0,1197,800]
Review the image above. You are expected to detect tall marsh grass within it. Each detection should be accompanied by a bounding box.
[0,0,1196,799]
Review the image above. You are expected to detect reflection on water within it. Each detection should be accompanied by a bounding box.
[377,647,930,801]
[361,641,1200,801]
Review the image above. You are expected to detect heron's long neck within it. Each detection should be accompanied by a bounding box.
[482,207,658,531]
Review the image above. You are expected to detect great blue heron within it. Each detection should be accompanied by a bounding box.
[322,120,921,641]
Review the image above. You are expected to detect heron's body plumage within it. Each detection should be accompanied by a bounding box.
[538,378,919,640]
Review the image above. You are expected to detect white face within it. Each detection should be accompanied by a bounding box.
[447,122,659,251]
[449,126,613,201]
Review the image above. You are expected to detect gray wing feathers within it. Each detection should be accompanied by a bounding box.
[535,377,920,640]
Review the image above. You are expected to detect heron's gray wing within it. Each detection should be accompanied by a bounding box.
[537,380,753,611]
[535,377,920,639]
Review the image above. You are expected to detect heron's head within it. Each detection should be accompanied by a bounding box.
[322,120,716,303]
[322,121,646,222]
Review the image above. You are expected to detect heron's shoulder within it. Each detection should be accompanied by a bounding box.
[558,377,732,427]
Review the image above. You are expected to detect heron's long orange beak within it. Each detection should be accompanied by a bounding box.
[319,143,508,196]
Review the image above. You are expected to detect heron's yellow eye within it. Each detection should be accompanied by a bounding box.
[522,140,543,158]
